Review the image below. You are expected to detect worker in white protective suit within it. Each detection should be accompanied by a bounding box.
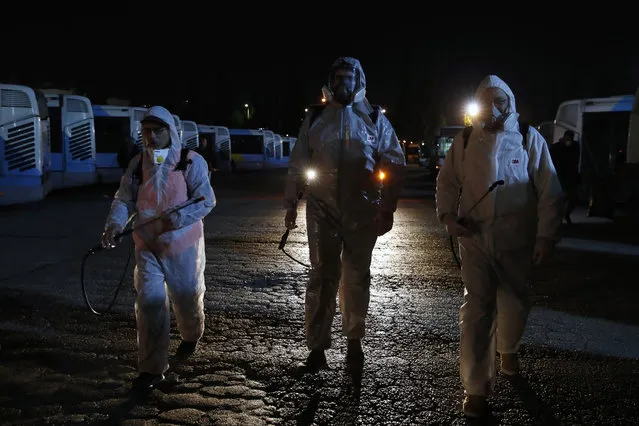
[436,75,563,418]
[101,105,216,392]
[283,57,406,373]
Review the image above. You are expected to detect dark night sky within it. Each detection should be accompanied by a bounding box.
[2,17,638,141]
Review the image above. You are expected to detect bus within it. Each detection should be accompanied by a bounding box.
[197,124,232,172]
[92,105,144,183]
[229,128,271,171]
[45,92,97,189]
[181,120,199,150]
[552,93,639,214]
[0,83,52,205]
[281,136,297,164]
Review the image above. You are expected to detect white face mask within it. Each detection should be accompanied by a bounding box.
[490,105,503,120]
[483,105,510,130]
[148,148,170,165]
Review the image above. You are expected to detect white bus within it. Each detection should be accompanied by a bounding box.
[0,84,52,205]
[197,124,232,172]
[92,105,145,183]
[181,120,199,150]
[281,136,296,164]
[263,129,275,160]
[45,93,97,189]
[229,128,271,171]
[266,133,289,168]
[552,93,638,211]
[173,114,183,142]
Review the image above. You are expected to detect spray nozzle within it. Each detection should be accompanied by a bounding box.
[489,180,504,191]
[458,179,504,223]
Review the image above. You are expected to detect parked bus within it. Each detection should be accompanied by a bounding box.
[197,124,232,172]
[229,128,270,171]
[45,92,97,189]
[0,84,52,205]
[92,105,144,183]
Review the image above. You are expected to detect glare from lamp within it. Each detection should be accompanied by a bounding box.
[466,102,479,117]
[306,169,317,181]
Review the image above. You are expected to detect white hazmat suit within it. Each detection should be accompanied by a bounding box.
[436,76,563,397]
[104,105,215,377]
[284,57,406,354]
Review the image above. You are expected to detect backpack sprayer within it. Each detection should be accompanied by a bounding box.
[278,168,387,268]
[81,196,206,315]
[450,179,504,268]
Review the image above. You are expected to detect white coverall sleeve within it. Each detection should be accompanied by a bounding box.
[283,115,312,210]
[527,128,564,242]
[105,156,140,230]
[376,114,407,213]
[170,154,216,229]
[435,134,463,223]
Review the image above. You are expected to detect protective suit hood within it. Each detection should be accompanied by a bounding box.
[472,75,519,130]
[141,105,182,166]
[321,57,368,105]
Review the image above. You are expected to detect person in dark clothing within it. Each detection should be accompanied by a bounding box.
[551,130,580,224]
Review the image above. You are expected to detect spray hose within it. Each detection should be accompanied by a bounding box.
[449,180,504,269]
[279,169,387,268]
[81,196,205,315]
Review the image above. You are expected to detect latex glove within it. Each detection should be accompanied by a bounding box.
[442,214,470,238]
[158,213,177,234]
[101,224,123,249]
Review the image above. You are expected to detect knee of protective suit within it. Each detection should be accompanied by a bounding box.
[170,283,204,305]
[137,287,167,312]
[341,264,372,287]
[309,262,341,287]
[460,290,496,320]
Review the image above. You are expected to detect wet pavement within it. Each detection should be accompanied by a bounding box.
[1,168,638,425]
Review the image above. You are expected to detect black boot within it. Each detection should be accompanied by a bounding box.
[295,349,327,374]
[175,340,198,358]
[346,339,364,365]
[132,372,164,393]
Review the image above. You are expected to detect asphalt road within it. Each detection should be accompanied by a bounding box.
[1,168,638,425]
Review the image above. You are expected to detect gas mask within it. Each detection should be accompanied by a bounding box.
[478,89,511,131]
[322,58,368,106]
[332,72,356,106]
